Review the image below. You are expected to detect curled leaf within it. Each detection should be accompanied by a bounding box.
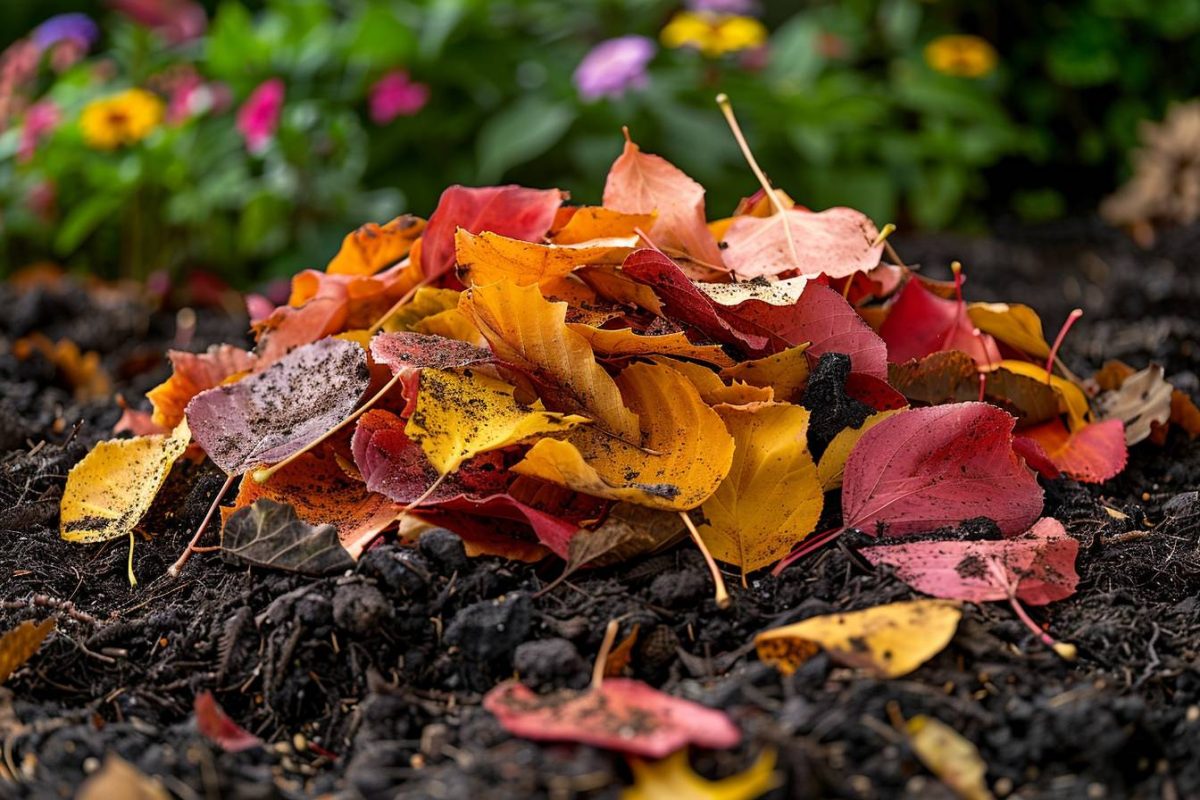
[327,215,425,276]
[194,691,263,752]
[0,618,55,685]
[1016,418,1127,483]
[222,499,355,575]
[551,206,656,244]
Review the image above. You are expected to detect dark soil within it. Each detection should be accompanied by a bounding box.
[2,220,1199,799]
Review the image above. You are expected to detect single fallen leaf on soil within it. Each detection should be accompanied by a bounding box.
[405,368,588,474]
[187,337,370,475]
[61,420,191,543]
[194,691,263,752]
[879,278,1001,368]
[1016,418,1127,483]
[455,229,634,287]
[514,362,735,510]
[421,184,565,280]
[484,677,740,757]
[146,345,257,428]
[1094,363,1173,445]
[603,135,725,273]
[699,402,824,575]
[460,280,640,441]
[888,351,1060,427]
[817,408,905,490]
[841,403,1044,537]
[551,206,657,244]
[622,748,780,800]
[0,619,55,685]
[570,323,735,367]
[968,302,1051,359]
[223,449,397,559]
[720,344,810,402]
[12,333,111,401]
[756,599,961,678]
[905,715,995,800]
[721,207,884,281]
[326,215,425,276]
[222,499,355,575]
[76,755,168,800]
[996,360,1090,431]
[861,517,1080,605]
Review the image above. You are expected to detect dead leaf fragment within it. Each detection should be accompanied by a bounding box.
[1094,363,1173,444]
[222,499,355,575]
[906,715,995,800]
[194,691,263,752]
[76,754,169,800]
[0,618,55,685]
[622,748,780,800]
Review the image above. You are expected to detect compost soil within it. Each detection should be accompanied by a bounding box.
[1,220,1198,800]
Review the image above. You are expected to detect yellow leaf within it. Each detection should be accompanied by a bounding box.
[552,207,656,245]
[622,749,780,800]
[406,368,588,474]
[0,618,55,685]
[570,324,735,367]
[380,287,462,333]
[719,344,810,402]
[326,215,425,276]
[60,421,191,543]
[756,599,961,678]
[77,754,170,800]
[906,715,995,800]
[699,403,824,575]
[995,360,1090,431]
[817,408,906,490]
[652,357,774,405]
[968,302,1050,359]
[576,265,664,315]
[460,280,640,441]
[514,362,735,510]
[413,307,485,346]
[455,229,635,288]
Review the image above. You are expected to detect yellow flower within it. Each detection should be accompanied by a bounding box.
[80,88,164,150]
[661,12,767,58]
[923,35,998,78]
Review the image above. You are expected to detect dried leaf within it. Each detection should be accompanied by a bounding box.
[76,755,169,800]
[906,716,995,800]
[655,357,775,406]
[327,215,425,276]
[1094,363,1173,444]
[565,504,683,573]
[194,691,263,752]
[968,302,1050,359]
[551,206,657,244]
[61,421,191,543]
[817,409,905,490]
[146,345,257,428]
[379,287,462,333]
[622,748,780,800]
[570,323,735,367]
[1016,418,1127,483]
[721,207,883,281]
[455,229,634,287]
[719,344,810,402]
[756,599,961,678]
[994,360,1090,431]
[695,276,808,307]
[888,351,1061,427]
[370,331,492,375]
[0,619,55,685]
[222,499,355,575]
[13,333,111,401]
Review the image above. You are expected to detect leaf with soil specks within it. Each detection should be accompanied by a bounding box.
[484,677,740,758]
[0,618,55,685]
[60,420,191,543]
[221,499,355,575]
[563,504,683,575]
[194,691,263,752]
[370,331,492,375]
[187,337,370,475]
[146,344,257,428]
[622,748,780,800]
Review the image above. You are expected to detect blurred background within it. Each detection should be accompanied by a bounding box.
[2,0,1198,285]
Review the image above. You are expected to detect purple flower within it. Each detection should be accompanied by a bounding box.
[573,36,656,102]
[686,0,758,13]
[369,70,429,125]
[236,78,285,154]
[32,13,99,50]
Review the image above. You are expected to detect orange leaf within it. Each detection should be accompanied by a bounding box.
[146,345,257,428]
[1018,418,1128,483]
[326,215,425,276]
[455,229,635,288]
[551,206,656,245]
[720,207,883,281]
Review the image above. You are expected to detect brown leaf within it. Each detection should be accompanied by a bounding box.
[222,499,355,575]
[0,618,55,685]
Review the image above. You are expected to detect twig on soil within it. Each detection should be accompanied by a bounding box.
[1,595,100,626]
[679,511,731,609]
[591,619,620,689]
[168,472,236,577]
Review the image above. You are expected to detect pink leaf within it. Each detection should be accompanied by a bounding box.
[194,691,262,753]
[721,207,883,281]
[1011,436,1062,480]
[861,517,1080,605]
[484,678,740,758]
[1016,418,1127,483]
[421,185,565,281]
[879,278,1001,368]
[842,402,1044,537]
[369,332,492,375]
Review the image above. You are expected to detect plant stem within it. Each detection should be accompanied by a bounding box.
[168,472,236,577]
[591,619,620,689]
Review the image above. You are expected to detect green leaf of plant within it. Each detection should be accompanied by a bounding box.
[222,499,355,576]
[476,97,576,183]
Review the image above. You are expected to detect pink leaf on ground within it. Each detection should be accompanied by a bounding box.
[484,678,740,758]
[879,278,1001,368]
[194,691,262,752]
[1016,418,1127,483]
[369,332,492,374]
[721,207,883,281]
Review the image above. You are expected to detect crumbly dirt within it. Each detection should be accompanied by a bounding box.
[2,221,1199,799]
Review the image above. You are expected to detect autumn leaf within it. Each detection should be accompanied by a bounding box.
[816,408,905,490]
[622,749,780,800]
[370,331,492,376]
[61,420,191,543]
[997,360,1090,431]
[719,344,810,402]
[721,206,884,281]
[887,351,1061,427]
[76,755,168,800]
[694,276,808,307]
[514,362,735,510]
[12,333,111,401]
[455,228,635,287]
[484,677,740,758]
[0,618,55,685]
[654,356,775,406]
[378,286,463,335]
[560,504,684,577]
[459,280,640,441]
[756,599,961,678]
[1016,418,1127,483]
[187,337,370,475]
[879,277,1001,368]
[905,716,995,800]
[698,402,824,575]
[841,403,1044,538]
[1094,363,1173,444]
[194,691,263,752]
[968,302,1051,359]
[326,215,425,276]
[570,322,735,367]
[576,264,665,315]
[551,206,656,244]
[222,499,355,575]
[146,344,257,428]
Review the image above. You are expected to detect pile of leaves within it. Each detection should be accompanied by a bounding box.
[25,103,1200,794]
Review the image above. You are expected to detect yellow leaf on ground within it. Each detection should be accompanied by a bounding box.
[756,599,961,678]
[552,207,656,244]
[817,408,906,490]
[407,368,588,474]
[60,421,191,543]
[652,357,774,405]
[622,749,780,800]
[460,281,640,441]
[514,362,735,510]
[380,287,462,333]
[699,403,823,575]
[570,324,735,367]
[996,360,1090,430]
[968,302,1050,359]
[326,215,425,276]
[720,344,810,402]
[906,715,995,800]
[455,229,635,287]
[0,618,55,685]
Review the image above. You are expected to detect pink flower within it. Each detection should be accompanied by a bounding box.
[18,101,60,162]
[236,78,284,154]
[369,71,428,125]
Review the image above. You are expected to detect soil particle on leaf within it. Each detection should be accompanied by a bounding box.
[802,352,874,458]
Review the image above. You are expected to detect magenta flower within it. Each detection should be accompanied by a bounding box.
[369,71,429,125]
[18,101,60,162]
[236,78,284,154]
[573,36,656,102]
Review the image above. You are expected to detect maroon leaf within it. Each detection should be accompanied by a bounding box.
[194,691,262,752]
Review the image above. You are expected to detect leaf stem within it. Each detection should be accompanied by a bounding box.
[679,510,730,609]
[1045,308,1083,381]
[127,530,138,588]
[168,472,236,578]
[591,618,620,689]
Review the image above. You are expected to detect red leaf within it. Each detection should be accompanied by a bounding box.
[721,207,883,281]
[421,185,565,281]
[842,403,1043,537]
[484,678,740,758]
[845,372,909,411]
[194,691,262,753]
[879,278,1001,368]
[862,517,1080,605]
[369,331,492,374]
[1011,436,1062,480]
[1016,418,1127,483]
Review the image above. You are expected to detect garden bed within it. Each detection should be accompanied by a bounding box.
[2,220,1199,799]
